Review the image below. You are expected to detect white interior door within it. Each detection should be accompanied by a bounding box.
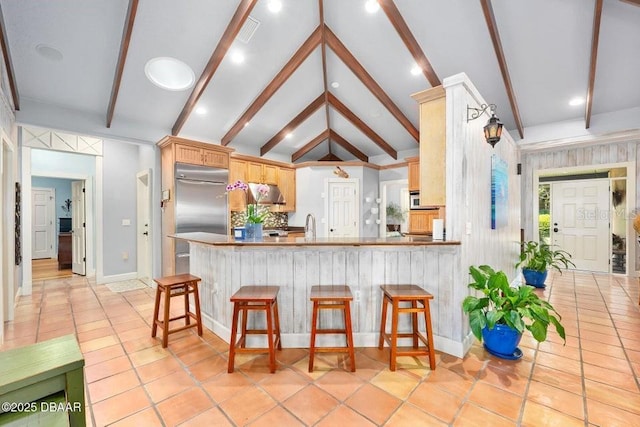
[71,180,86,275]
[326,179,359,237]
[551,179,610,272]
[136,169,152,284]
[31,187,54,259]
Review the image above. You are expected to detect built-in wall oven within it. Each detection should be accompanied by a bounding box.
[409,192,422,210]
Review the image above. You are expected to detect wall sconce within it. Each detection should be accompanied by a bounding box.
[466,103,503,148]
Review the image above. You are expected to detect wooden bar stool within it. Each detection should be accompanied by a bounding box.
[308,285,356,372]
[378,284,436,371]
[151,274,203,348]
[228,286,282,374]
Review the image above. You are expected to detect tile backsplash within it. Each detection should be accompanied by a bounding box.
[230,208,288,228]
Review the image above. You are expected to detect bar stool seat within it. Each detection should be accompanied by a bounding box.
[308,285,356,372]
[151,274,203,348]
[378,284,436,371]
[228,286,282,374]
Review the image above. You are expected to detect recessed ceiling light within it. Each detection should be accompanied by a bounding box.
[144,57,195,91]
[365,0,380,14]
[410,64,421,76]
[35,44,63,61]
[230,50,245,64]
[267,0,282,13]
[285,133,293,139]
[569,97,585,106]
[195,106,207,115]
[331,81,340,88]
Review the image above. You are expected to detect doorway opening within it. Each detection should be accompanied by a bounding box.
[1,134,16,333]
[136,169,152,285]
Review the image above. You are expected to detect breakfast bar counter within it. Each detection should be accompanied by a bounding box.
[172,232,468,357]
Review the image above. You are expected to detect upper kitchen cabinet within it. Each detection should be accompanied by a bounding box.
[272,167,296,212]
[228,159,247,211]
[407,157,419,192]
[247,161,278,185]
[175,142,229,168]
[412,86,446,207]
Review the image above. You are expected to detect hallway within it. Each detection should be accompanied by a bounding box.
[1,271,639,426]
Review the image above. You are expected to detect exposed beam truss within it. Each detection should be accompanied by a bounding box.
[291,129,329,162]
[0,3,19,110]
[329,129,368,162]
[585,0,603,129]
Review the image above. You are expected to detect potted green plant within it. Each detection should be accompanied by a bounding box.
[515,241,575,288]
[462,265,565,359]
[386,202,406,232]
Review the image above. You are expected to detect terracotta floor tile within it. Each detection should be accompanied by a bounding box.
[621,337,640,352]
[586,398,640,426]
[80,335,119,353]
[583,363,639,392]
[248,405,304,427]
[122,336,158,354]
[128,345,170,367]
[521,400,584,427]
[617,328,640,341]
[581,339,627,358]
[218,387,277,426]
[467,381,523,421]
[156,387,213,426]
[345,383,402,425]
[85,355,133,383]
[530,364,583,395]
[75,319,110,333]
[259,367,310,402]
[136,354,184,383]
[174,342,218,366]
[537,340,581,360]
[452,402,514,427]
[315,404,377,427]
[144,369,197,403]
[407,381,461,423]
[77,326,115,343]
[526,380,584,420]
[187,354,228,382]
[282,385,340,425]
[535,351,582,376]
[425,366,475,398]
[118,326,153,343]
[370,369,420,400]
[584,379,640,414]
[87,369,140,403]
[350,352,387,381]
[387,403,448,426]
[91,387,150,426]
[316,369,366,401]
[202,371,254,403]
[177,407,233,427]
[107,407,163,427]
[83,344,125,366]
[291,355,332,381]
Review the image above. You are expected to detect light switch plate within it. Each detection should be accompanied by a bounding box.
[122,219,131,226]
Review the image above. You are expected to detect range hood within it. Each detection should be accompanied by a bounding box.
[247,183,285,205]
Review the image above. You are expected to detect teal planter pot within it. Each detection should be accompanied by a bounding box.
[522,268,548,288]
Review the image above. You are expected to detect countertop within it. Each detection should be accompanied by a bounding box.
[170,232,460,246]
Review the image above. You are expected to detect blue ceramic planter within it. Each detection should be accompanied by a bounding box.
[482,324,523,360]
[522,268,548,288]
[245,223,263,241]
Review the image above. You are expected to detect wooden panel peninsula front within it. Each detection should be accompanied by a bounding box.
[172,233,468,357]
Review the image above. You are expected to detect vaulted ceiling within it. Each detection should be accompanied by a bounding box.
[1,0,639,164]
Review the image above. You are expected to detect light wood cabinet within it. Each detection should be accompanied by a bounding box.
[409,209,442,234]
[272,167,296,212]
[408,157,420,192]
[175,143,229,168]
[228,159,247,211]
[247,161,278,184]
[412,86,446,207]
[157,136,233,276]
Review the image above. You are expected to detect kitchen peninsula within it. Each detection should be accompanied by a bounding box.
[173,232,467,357]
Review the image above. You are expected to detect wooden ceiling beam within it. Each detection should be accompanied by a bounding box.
[480,0,524,139]
[319,152,342,161]
[106,0,138,128]
[585,0,603,129]
[0,3,19,110]
[172,0,258,136]
[327,92,397,159]
[325,25,418,143]
[329,130,368,162]
[377,0,440,88]
[291,129,330,162]
[222,25,323,146]
[260,94,325,156]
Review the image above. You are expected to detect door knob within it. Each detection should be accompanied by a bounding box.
[143,231,149,236]
[330,228,334,232]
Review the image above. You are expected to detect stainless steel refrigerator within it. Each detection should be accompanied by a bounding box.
[174,163,228,274]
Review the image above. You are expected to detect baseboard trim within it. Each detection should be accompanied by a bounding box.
[96,272,138,285]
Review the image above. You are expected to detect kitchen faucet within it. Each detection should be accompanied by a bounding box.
[305,213,316,239]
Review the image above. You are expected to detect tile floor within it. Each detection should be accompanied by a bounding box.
[1,271,640,426]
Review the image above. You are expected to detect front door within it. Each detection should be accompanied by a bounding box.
[71,180,86,275]
[31,187,54,259]
[326,179,359,237]
[551,179,610,272]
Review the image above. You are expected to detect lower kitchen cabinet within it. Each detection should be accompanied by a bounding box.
[409,209,443,234]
